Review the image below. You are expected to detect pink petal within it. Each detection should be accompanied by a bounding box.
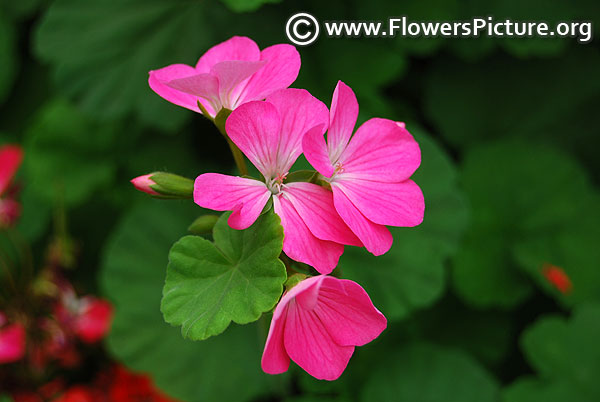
[0,145,23,195]
[194,174,270,230]
[130,174,160,196]
[302,125,335,177]
[282,182,361,246]
[0,323,26,364]
[265,88,329,173]
[284,298,354,381]
[327,81,358,162]
[148,64,216,117]
[339,118,421,182]
[225,101,281,178]
[315,277,387,346]
[273,196,343,274]
[165,72,221,114]
[261,307,290,375]
[195,36,260,73]
[333,179,424,227]
[210,60,266,109]
[331,187,393,256]
[238,44,301,105]
[74,297,113,344]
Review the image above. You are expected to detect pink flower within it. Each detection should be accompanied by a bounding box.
[130,174,161,196]
[0,144,23,227]
[303,81,424,255]
[73,297,113,344]
[193,89,360,274]
[261,275,386,380]
[0,315,26,364]
[149,36,300,118]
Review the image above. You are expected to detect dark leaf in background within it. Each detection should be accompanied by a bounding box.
[101,200,278,402]
[452,140,596,308]
[361,342,499,402]
[503,303,600,402]
[0,11,16,105]
[23,100,119,206]
[219,0,281,13]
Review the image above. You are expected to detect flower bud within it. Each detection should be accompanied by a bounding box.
[130,172,194,199]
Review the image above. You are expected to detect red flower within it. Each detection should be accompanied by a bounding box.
[73,297,113,344]
[542,264,572,294]
[54,386,98,402]
[109,365,180,402]
[0,314,26,364]
[0,144,23,227]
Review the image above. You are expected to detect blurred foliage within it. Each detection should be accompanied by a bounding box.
[1,0,599,400]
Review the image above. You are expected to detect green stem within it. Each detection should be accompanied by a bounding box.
[213,108,248,176]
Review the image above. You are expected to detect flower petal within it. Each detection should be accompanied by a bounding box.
[195,36,260,73]
[238,44,301,105]
[339,118,421,182]
[302,125,335,177]
[165,72,221,112]
[331,187,393,255]
[273,196,343,274]
[327,81,358,162]
[0,145,23,195]
[226,101,281,179]
[284,298,354,381]
[265,88,329,173]
[0,323,26,364]
[315,277,387,347]
[283,182,361,246]
[148,64,216,116]
[194,174,270,230]
[210,60,266,109]
[261,306,290,375]
[334,178,424,227]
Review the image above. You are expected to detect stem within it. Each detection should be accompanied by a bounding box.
[213,108,248,176]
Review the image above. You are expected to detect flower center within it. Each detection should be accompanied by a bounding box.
[266,172,287,195]
[334,162,345,174]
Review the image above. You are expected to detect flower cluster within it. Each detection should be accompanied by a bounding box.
[140,36,424,380]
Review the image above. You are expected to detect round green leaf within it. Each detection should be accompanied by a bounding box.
[340,126,468,321]
[503,378,591,402]
[361,342,499,402]
[162,210,286,340]
[100,200,275,402]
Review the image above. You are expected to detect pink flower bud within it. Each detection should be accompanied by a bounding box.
[130,174,161,196]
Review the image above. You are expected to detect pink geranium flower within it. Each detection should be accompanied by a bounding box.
[0,313,26,364]
[193,89,360,274]
[149,36,300,118]
[261,275,386,380]
[0,144,23,227]
[303,81,425,255]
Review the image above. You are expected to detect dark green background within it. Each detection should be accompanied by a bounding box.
[1,0,599,401]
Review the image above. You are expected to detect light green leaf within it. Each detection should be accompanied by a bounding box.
[161,210,286,340]
[340,126,468,321]
[100,200,276,402]
[24,100,118,206]
[361,342,499,402]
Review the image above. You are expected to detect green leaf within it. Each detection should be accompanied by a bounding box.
[502,303,600,402]
[33,0,217,131]
[100,200,277,402]
[452,140,595,308]
[340,126,468,321]
[162,210,286,340]
[361,343,499,402]
[23,100,118,206]
[218,0,281,13]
